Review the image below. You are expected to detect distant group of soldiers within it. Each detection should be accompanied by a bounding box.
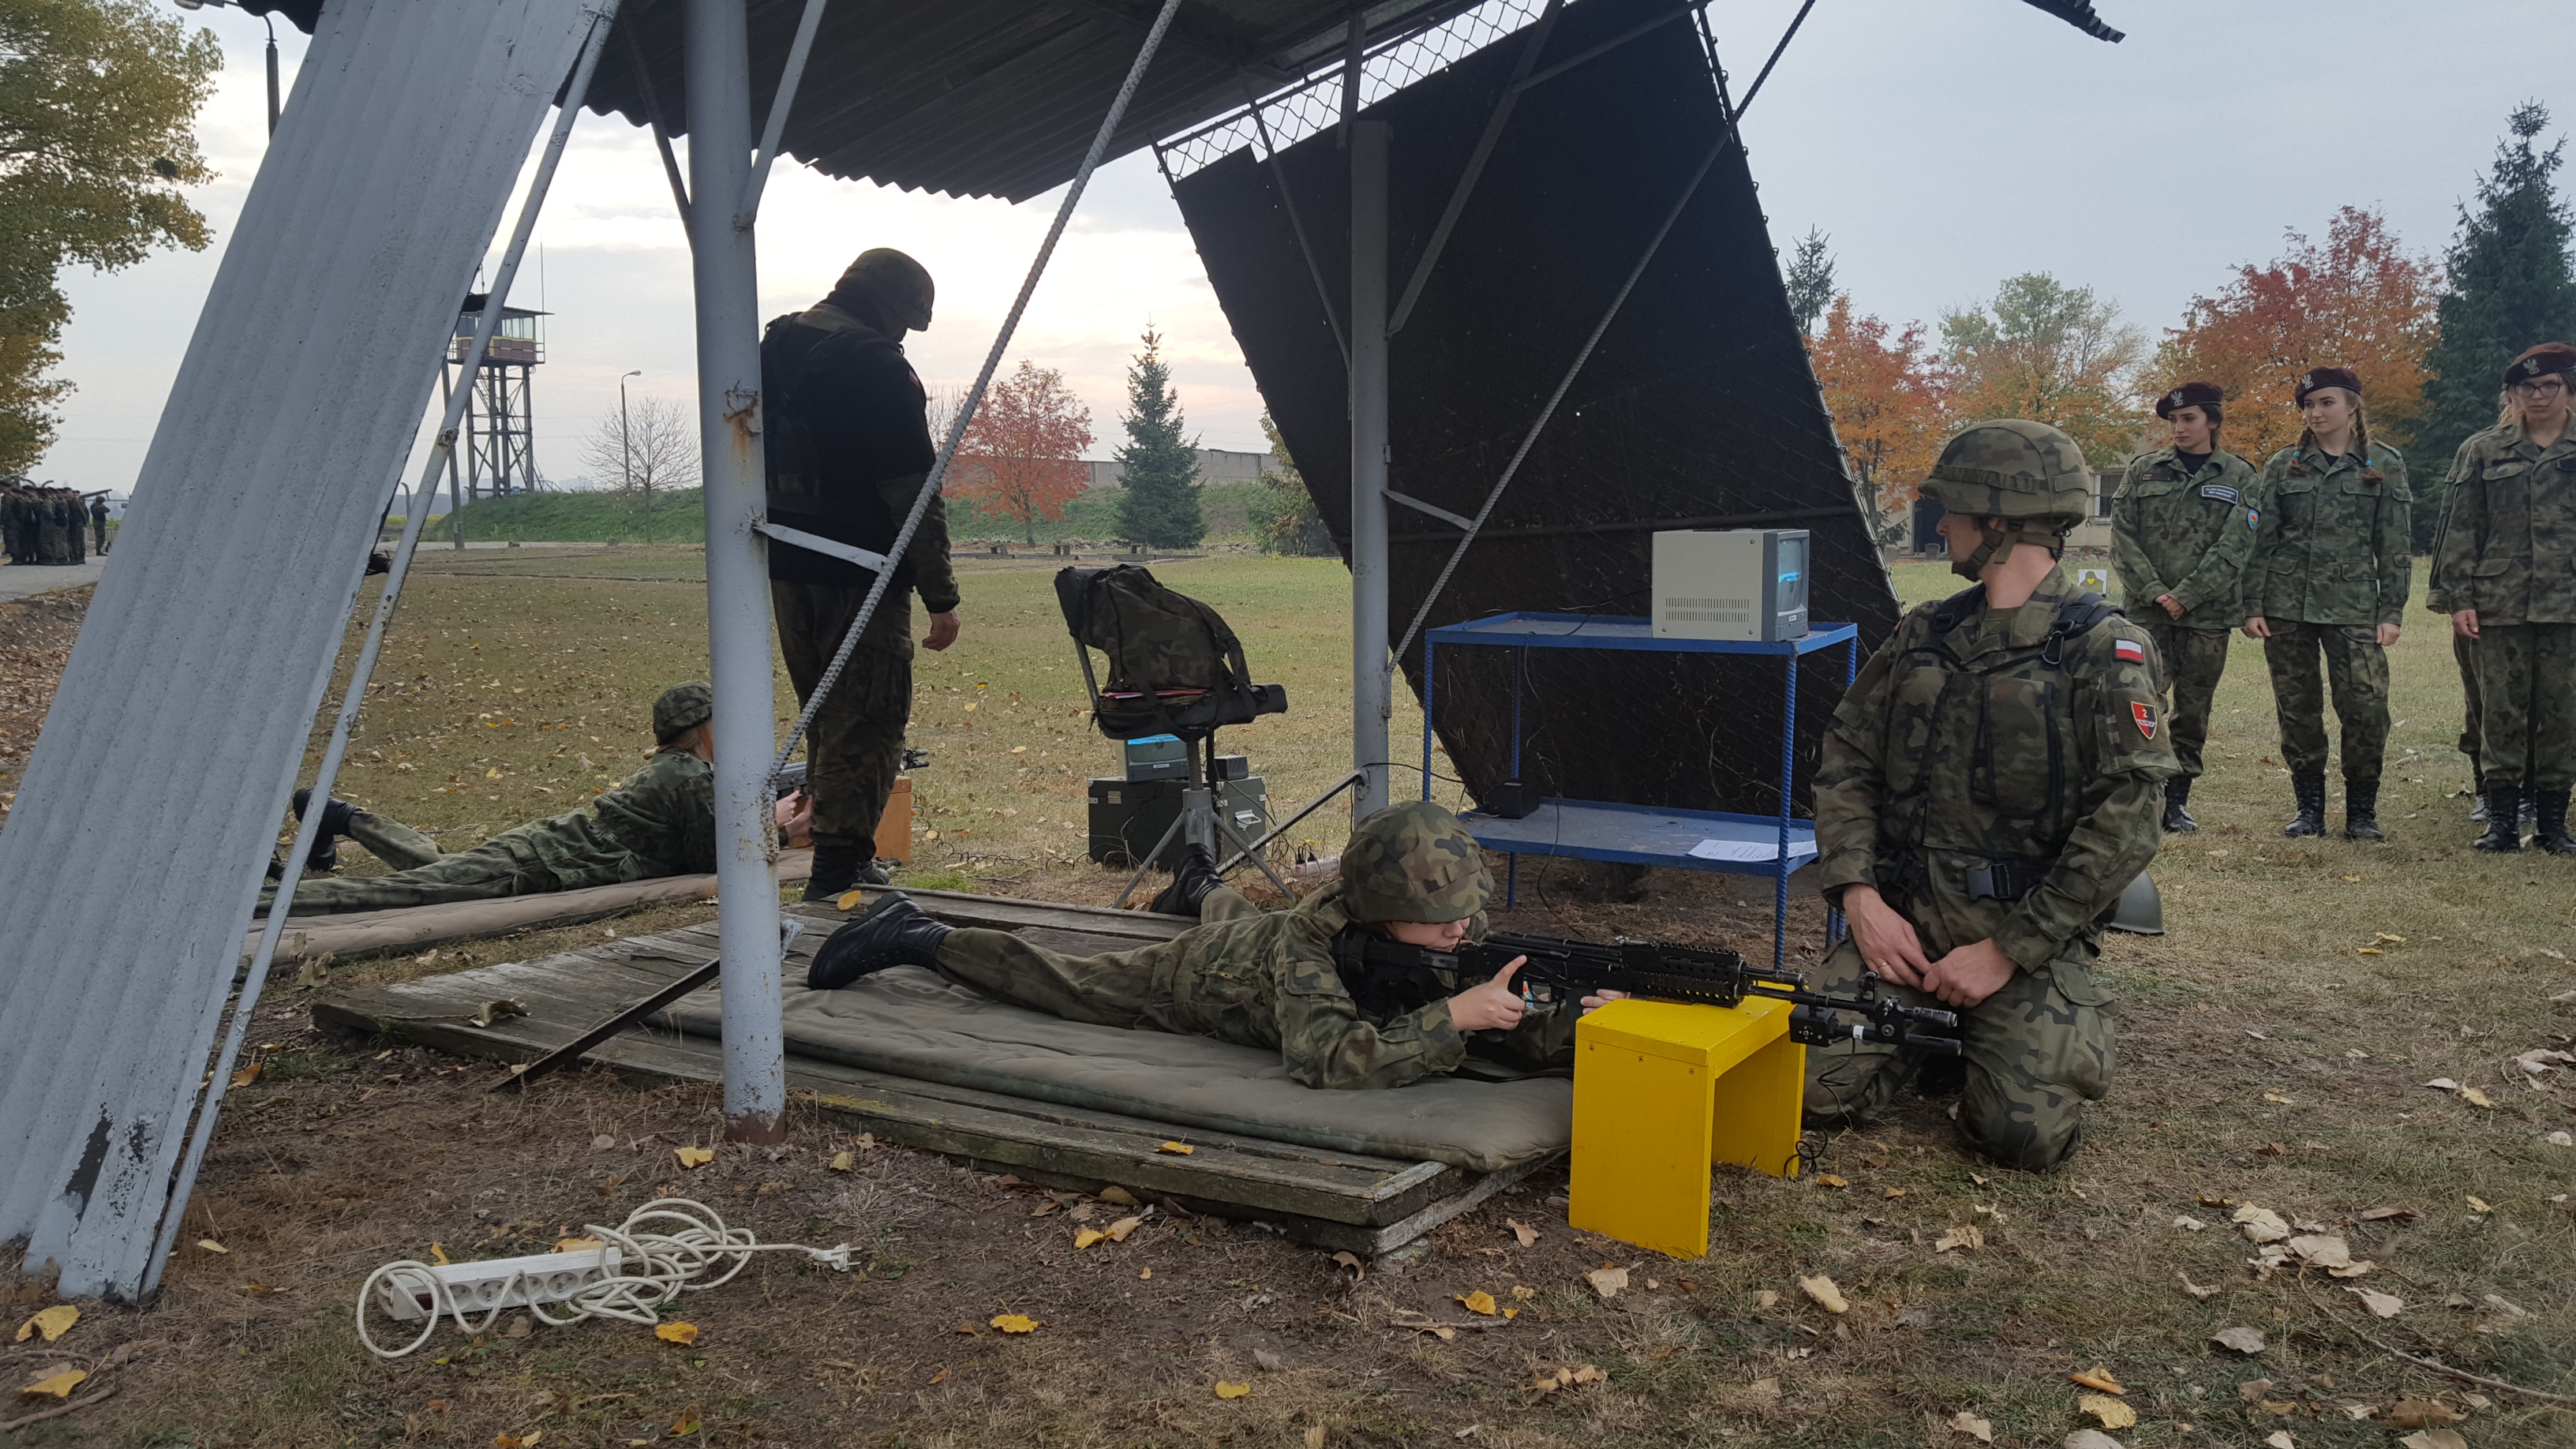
[2111,343,2576,854]
[0,481,109,566]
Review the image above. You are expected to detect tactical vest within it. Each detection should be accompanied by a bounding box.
[1872,584,2122,905]
[760,316,911,587]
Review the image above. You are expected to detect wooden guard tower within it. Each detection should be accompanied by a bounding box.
[443,291,545,504]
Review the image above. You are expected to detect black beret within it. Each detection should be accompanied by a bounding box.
[2154,380,2225,418]
[2504,343,2576,388]
[2294,367,2363,403]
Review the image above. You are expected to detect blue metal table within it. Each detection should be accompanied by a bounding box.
[1421,612,1861,969]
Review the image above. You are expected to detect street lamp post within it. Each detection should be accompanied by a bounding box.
[170,0,279,136]
[620,369,642,538]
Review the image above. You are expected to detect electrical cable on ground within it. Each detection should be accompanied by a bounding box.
[355,1198,852,1361]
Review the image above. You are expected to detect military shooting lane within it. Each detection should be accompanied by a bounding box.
[310,892,1563,1256]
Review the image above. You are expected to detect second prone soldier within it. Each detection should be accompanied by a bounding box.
[763,248,962,899]
[2111,380,2260,832]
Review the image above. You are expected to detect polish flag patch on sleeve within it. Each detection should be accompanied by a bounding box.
[2115,638,2147,665]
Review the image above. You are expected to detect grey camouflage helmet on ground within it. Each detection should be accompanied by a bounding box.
[834,248,935,332]
[1339,800,1492,923]
[1920,420,2096,523]
[653,681,714,743]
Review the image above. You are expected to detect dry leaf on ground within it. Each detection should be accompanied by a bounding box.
[2211,1326,2267,1354]
[1814,1173,1849,1189]
[1798,1275,1849,1313]
[1511,1285,1535,1300]
[1155,1141,1195,1155]
[1214,1381,1250,1399]
[2178,1273,2219,1299]
[1586,1266,1628,1300]
[1507,1218,1539,1248]
[1754,1289,1779,1308]
[553,1237,602,1254]
[654,1322,699,1345]
[2461,1087,2496,1107]
[828,1151,853,1172]
[2264,1434,2295,1449]
[1331,1251,1364,1280]
[197,1239,228,1255]
[2079,1394,2136,1430]
[1934,1225,1984,1253]
[2388,1399,2461,1428]
[2398,1432,2468,1449]
[990,1314,1039,1334]
[2423,1077,2462,1091]
[1948,1411,1994,1443]
[1455,1290,1498,1316]
[674,1146,714,1169]
[1104,1215,1144,1243]
[669,1407,701,1436]
[2358,1205,2420,1222]
[13,1305,77,1342]
[2346,1286,2404,1317]
[1098,1186,1139,1205]
[2233,1204,2290,1242]
[2064,1432,2127,1449]
[17,1368,85,1398]
[1571,1365,1606,1384]
[1072,1227,1106,1249]
[2069,1365,2125,1395]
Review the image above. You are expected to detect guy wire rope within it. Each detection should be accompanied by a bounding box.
[144,2,625,1295]
[763,0,1186,788]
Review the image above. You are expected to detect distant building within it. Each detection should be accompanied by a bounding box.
[1082,447,1267,488]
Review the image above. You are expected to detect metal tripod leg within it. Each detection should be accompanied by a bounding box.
[1211,803,1293,898]
[1114,807,1191,909]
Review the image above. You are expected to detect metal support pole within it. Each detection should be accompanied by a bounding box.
[685,0,785,1144]
[1349,115,1390,820]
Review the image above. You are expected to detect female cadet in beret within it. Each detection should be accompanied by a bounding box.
[2243,368,2411,841]
[2430,343,2576,853]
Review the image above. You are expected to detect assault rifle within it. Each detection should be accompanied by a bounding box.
[1328,930,1963,1055]
[772,747,930,798]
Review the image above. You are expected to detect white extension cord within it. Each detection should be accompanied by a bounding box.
[355,1198,852,1360]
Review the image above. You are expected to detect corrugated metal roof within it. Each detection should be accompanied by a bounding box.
[0,0,601,1301]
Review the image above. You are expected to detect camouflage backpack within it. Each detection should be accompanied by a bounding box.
[1054,564,1250,695]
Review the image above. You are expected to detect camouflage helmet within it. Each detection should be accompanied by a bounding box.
[1339,801,1492,924]
[653,682,713,743]
[1919,420,2095,524]
[831,248,934,332]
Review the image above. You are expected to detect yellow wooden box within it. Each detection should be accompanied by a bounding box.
[1569,996,1804,1259]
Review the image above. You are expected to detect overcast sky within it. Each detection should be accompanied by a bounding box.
[41,0,2574,493]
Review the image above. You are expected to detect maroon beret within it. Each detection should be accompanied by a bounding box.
[2294,367,2363,403]
[2504,343,2576,388]
[2154,380,2225,418]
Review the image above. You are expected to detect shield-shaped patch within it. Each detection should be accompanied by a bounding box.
[2132,701,2159,739]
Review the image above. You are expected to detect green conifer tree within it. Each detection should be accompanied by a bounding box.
[2416,103,2576,544]
[1113,328,1204,548]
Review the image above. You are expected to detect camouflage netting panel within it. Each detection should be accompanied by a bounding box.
[1170,0,1899,815]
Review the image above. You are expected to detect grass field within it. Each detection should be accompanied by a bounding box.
[6,551,2574,1447]
[406,479,1281,548]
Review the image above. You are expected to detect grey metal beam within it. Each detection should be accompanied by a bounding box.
[1349,114,1390,820]
[1385,0,1561,338]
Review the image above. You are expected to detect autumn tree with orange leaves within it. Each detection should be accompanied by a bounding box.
[1807,294,1947,537]
[2151,207,2439,463]
[949,360,1094,545]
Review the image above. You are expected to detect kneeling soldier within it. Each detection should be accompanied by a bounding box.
[1806,421,2174,1170]
[266,683,721,915]
[806,802,1619,1088]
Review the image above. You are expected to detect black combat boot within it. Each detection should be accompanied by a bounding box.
[2468,754,2488,822]
[2282,769,2327,837]
[803,843,889,901]
[2533,789,2576,856]
[1149,844,1225,918]
[290,788,358,871]
[2475,785,2524,852]
[2342,779,2384,842]
[807,893,951,989]
[2161,777,2199,833]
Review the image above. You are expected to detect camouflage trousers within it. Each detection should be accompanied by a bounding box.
[2470,623,2576,792]
[2137,619,2233,779]
[932,887,1264,1027]
[263,809,658,915]
[2262,622,2390,784]
[774,580,912,855]
[1801,933,2114,1171]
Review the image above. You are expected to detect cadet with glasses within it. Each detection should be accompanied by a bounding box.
[2244,368,2411,841]
[2432,343,2576,853]
[2112,380,2261,832]
[1805,421,2173,1171]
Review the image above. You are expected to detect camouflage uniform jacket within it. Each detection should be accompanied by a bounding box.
[1812,563,2173,972]
[2428,424,2576,625]
[2110,446,2262,628]
[583,749,718,874]
[1155,882,1578,1090]
[2248,443,2412,627]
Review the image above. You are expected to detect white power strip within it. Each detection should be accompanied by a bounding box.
[369,1245,623,1322]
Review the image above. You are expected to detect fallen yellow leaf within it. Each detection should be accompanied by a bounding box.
[2466,1195,2492,1213]
[1214,1381,1252,1399]
[1139,1268,1151,1280]
[2080,1394,2137,1430]
[1098,1186,1140,1206]
[428,1241,448,1265]
[1073,1227,1106,1249]
[1456,1290,1498,1316]
[19,1368,85,1398]
[655,1321,700,1345]
[230,1063,262,1086]
[197,1238,229,1255]
[1507,1217,1540,1247]
[836,890,867,911]
[1105,1215,1144,1243]
[1933,1225,1984,1253]
[1798,1275,1848,1313]
[2069,1365,2125,1395]
[2461,1088,2496,1108]
[1503,1307,1518,1320]
[1755,1289,1779,1308]
[1949,1411,1994,1443]
[1511,1285,1537,1300]
[552,1237,603,1254]
[990,1314,1039,1334]
[495,1432,544,1448]
[676,1146,715,1168]
[1814,1172,1850,1189]
[669,1406,701,1436]
[14,1305,77,1343]
[1156,1141,1195,1155]
[829,1150,854,1172]
[1571,1365,1606,1384]
[2358,947,2383,956]
[1586,1265,1628,1299]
